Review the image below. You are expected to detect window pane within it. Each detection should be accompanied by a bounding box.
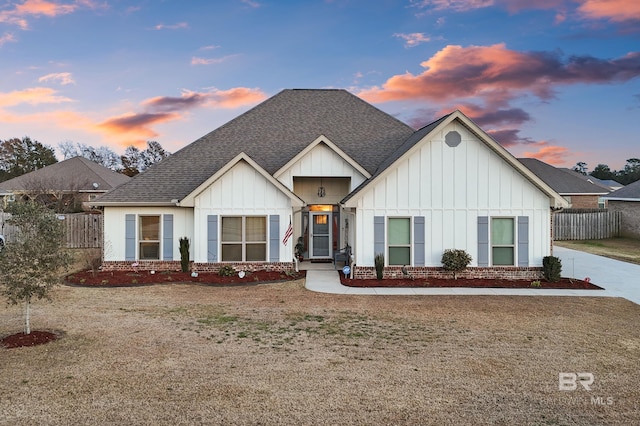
[222,217,242,242]
[313,214,329,234]
[493,247,514,265]
[246,243,266,261]
[388,218,410,245]
[491,218,514,245]
[389,247,410,265]
[246,217,266,242]
[222,244,242,261]
[140,242,159,260]
[140,216,160,240]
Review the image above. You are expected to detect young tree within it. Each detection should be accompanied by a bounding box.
[572,161,588,175]
[57,142,122,171]
[0,201,71,334]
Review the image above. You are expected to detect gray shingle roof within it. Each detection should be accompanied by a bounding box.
[603,179,640,200]
[97,89,415,204]
[518,158,610,195]
[0,156,130,193]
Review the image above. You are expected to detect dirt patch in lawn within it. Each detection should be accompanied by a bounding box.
[1,330,58,348]
[341,276,601,289]
[65,269,306,287]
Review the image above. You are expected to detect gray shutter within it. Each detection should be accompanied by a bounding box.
[414,216,425,266]
[477,216,489,267]
[374,216,385,257]
[269,215,280,262]
[207,215,218,262]
[163,214,173,261]
[125,214,135,261]
[517,216,529,267]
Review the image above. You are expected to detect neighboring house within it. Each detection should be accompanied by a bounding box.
[95,89,567,279]
[0,156,130,212]
[602,179,640,238]
[519,158,611,209]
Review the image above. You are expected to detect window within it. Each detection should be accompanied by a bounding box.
[388,217,411,265]
[221,216,267,261]
[491,218,514,265]
[139,216,160,260]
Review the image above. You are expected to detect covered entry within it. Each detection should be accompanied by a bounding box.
[299,205,340,260]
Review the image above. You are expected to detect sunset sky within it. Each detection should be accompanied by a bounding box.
[1,0,638,171]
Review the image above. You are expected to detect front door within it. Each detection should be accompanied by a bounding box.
[310,211,332,259]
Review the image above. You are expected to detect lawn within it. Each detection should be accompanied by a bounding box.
[555,237,640,265]
[1,280,639,425]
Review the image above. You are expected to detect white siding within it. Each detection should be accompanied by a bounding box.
[193,160,293,263]
[103,206,193,261]
[353,121,551,267]
[277,143,367,192]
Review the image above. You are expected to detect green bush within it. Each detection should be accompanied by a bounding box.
[218,265,236,277]
[179,237,190,272]
[374,253,385,280]
[542,256,562,282]
[441,249,472,280]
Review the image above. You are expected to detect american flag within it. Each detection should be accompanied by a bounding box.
[282,217,293,245]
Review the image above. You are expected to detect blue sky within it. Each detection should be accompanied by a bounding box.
[1,0,638,171]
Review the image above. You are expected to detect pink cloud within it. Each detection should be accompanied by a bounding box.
[393,32,432,47]
[143,87,267,112]
[578,0,640,22]
[359,44,640,105]
[191,54,240,65]
[38,72,75,85]
[0,87,73,107]
[523,142,569,165]
[153,22,189,30]
[96,112,181,148]
[0,33,17,46]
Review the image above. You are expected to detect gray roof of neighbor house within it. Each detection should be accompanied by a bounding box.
[603,178,640,201]
[0,156,130,194]
[96,89,415,204]
[518,158,611,195]
[559,168,622,191]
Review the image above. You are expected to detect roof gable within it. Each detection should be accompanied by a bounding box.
[96,89,414,205]
[343,111,567,208]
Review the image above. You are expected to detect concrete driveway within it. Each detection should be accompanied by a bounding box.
[554,245,640,305]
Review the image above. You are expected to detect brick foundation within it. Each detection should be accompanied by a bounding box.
[101,260,295,273]
[352,265,544,280]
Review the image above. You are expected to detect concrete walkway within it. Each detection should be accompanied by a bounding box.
[304,247,640,305]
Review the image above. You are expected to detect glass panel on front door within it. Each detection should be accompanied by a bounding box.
[311,212,331,258]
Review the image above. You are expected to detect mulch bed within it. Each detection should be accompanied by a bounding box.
[65,269,306,287]
[341,276,602,289]
[1,331,58,349]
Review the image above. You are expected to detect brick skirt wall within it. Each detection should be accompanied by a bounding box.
[353,265,544,280]
[101,260,295,273]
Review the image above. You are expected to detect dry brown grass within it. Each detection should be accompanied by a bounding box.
[1,280,639,425]
[555,238,640,265]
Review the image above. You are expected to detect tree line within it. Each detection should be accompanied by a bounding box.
[0,137,170,183]
[572,158,640,186]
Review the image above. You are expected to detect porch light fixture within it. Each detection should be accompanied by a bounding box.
[317,177,326,198]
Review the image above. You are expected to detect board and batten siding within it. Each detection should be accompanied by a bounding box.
[102,207,194,262]
[352,121,552,267]
[193,160,293,263]
[276,142,367,192]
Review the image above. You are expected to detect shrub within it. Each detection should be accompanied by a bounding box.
[179,237,190,272]
[218,265,236,277]
[542,256,562,282]
[374,253,385,280]
[80,248,102,277]
[441,249,472,280]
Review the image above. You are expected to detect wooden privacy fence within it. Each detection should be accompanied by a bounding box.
[553,209,620,240]
[1,212,102,248]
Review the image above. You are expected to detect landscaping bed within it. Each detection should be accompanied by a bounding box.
[340,276,602,289]
[66,269,306,287]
